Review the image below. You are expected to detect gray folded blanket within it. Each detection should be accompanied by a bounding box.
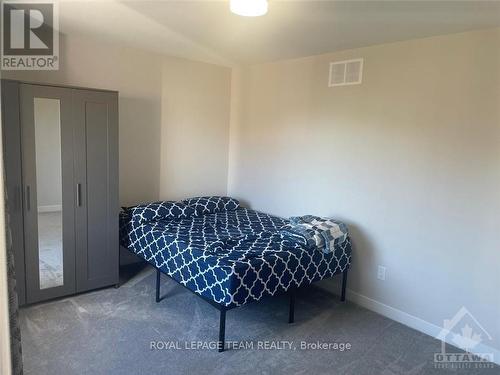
[280,215,349,254]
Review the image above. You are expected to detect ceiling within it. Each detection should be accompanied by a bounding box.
[59,0,500,66]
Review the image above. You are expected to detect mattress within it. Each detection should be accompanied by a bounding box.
[120,207,351,307]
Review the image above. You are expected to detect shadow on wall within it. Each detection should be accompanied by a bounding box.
[238,197,252,209]
[118,96,161,206]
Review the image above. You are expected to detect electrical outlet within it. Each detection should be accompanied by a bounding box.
[377,266,386,281]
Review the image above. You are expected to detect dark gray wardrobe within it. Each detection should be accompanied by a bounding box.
[2,80,119,305]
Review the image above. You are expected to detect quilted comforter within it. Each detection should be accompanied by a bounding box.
[120,207,351,307]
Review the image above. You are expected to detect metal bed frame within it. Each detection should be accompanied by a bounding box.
[154,266,348,352]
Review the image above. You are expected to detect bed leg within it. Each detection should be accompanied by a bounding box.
[288,287,296,324]
[218,308,226,352]
[155,268,161,303]
[341,270,348,302]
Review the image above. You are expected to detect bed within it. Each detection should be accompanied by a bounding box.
[119,197,352,351]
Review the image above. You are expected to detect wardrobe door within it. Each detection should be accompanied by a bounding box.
[20,84,76,304]
[73,89,119,292]
[1,80,26,305]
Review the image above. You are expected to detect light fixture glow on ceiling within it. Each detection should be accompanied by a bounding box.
[230,0,268,17]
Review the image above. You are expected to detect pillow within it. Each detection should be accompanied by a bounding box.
[182,196,240,216]
[127,201,194,224]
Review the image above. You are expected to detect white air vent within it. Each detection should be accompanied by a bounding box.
[329,58,364,87]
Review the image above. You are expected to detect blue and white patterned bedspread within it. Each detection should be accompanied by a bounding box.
[120,208,352,307]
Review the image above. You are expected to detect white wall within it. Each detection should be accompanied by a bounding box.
[228,28,500,353]
[4,32,232,206]
[33,98,62,210]
[160,58,231,200]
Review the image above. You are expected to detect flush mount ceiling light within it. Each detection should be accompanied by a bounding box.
[230,0,268,17]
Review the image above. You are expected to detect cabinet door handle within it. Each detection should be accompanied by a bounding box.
[25,185,31,211]
[77,183,82,207]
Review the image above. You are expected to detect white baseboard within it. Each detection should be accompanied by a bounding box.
[38,205,62,213]
[347,289,500,366]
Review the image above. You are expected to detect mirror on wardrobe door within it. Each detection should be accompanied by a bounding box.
[33,98,64,290]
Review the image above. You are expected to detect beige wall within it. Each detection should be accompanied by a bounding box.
[160,58,231,200]
[228,28,500,353]
[3,32,232,206]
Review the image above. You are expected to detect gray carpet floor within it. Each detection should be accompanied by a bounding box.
[37,211,63,289]
[20,265,499,375]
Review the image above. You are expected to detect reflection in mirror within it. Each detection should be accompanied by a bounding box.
[34,98,64,289]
